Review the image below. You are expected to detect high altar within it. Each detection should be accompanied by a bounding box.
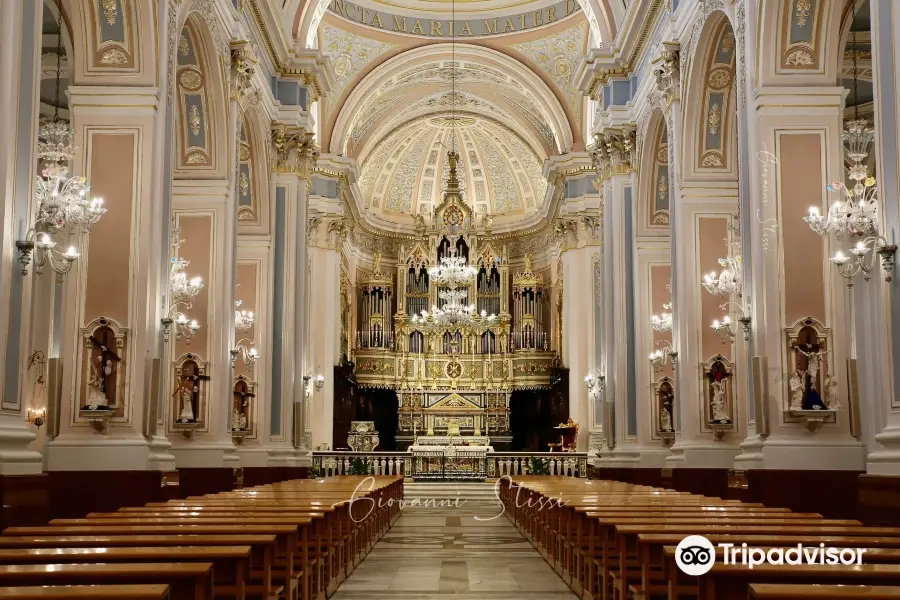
[351,151,561,463]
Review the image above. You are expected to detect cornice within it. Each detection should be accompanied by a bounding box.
[575,0,665,99]
[245,0,336,100]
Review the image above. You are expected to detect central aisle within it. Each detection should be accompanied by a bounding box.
[331,496,578,599]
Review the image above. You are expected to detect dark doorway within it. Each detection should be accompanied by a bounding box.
[509,367,569,451]
[357,389,399,451]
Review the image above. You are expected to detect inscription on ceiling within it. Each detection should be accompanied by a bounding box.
[328,0,581,38]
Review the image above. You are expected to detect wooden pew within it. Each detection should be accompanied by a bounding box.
[0,585,171,600]
[0,535,277,600]
[1,525,295,600]
[750,583,900,599]
[502,476,900,600]
[47,515,321,600]
[0,563,213,600]
[658,545,900,600]
[0,547,250,600]
[699,563,900,599]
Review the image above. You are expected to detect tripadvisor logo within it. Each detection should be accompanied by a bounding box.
[675,535,716,576]
[675,534,869,576]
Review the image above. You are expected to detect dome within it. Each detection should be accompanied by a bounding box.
[357,113,548,222]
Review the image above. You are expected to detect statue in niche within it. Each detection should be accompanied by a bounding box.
[83,325,122,410]
[707,359,732,424]
[659,382,675,432]
[174,359,209,423]
[710,381,728,423]
[232,377,254,432]
[791,330,830,410]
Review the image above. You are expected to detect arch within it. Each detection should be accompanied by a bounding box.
[756,0,845,85]
[236,104,272,232]
[330,44,573,156]
[682,13,739,179]
[637,110,670,234]
[173,14,228,175]
[294,0,617,50]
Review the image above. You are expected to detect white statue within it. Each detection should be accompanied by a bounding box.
[232,408,247,431]
[659,406,673,432]
[789,371,804,410]
[85,358,109,409]
[824,375,841,410]
[178,385,195,422]
[710,380,729,423]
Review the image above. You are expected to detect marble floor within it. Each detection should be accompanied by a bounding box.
[331,501,578,599]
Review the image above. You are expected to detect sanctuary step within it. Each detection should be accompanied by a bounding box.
[403,482,498,503]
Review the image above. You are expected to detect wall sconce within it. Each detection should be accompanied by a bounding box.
[830,237,897,287]
[649,343,677,372]
[303,371,325,397]
[584,371,605,401]
[710,302,752,344]
[26,406,47,428]
[231,339,258,369]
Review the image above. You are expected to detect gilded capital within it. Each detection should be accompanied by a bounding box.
[271,123,319,177]
[652,41,681,108]
[230,40,257,101]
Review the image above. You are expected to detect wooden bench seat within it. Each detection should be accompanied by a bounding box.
[750,583,900,599]
[0,547,251,599]
[700,563,900,599]
[1,526,295,600]
[0,585,171,600]
[0,563,212,600]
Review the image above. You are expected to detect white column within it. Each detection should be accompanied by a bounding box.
[306,236,341,449]
[0,0,43,474]
[863,0,900,473]
[562,240,594,451]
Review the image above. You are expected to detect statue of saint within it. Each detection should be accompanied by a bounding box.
[789,372,804,410]
[176,381,196,423]
[84,357,110,409]
[659,391,674,432]
[795,345,827,410]
[710,380,729,423]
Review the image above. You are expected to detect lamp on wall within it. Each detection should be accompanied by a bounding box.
[803,12,897,284]
[15,14,105,283]
[649,343,677,372]
[230,340,258,368]
[303,370,325,398]
[160,225,203,344]
[711,301,752,343]
[585,371,605,401]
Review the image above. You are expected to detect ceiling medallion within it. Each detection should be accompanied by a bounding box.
[429,116,476,128]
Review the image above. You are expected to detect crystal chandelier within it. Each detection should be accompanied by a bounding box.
[16,19,106,282]
[650,303,673,333]
[427,251,478,288]
[802,21,896,284]
[234,300,255,332]
[411,289,497,331]
[702,227,742,298]
[161,226,203,343]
